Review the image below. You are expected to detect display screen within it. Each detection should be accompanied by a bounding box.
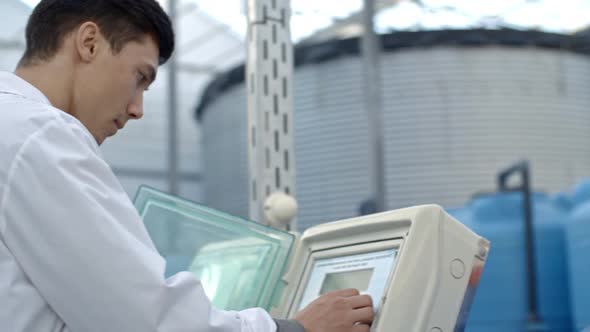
[320,269,374,295]
[298,248,397,312]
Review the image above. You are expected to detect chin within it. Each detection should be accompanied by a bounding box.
[95,135,105,145]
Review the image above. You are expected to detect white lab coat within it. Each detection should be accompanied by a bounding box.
[0,72,277,332]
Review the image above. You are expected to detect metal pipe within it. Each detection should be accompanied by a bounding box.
[168,0,180,195]
[498,161,541,326]
[362,0,386,212]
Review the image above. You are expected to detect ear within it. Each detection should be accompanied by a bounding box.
[75,22,103,63]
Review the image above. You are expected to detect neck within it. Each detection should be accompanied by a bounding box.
[15,57,74,114]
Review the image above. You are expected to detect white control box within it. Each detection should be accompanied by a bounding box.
[271,205,489,332]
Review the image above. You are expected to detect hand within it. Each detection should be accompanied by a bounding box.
[294,288,374,332]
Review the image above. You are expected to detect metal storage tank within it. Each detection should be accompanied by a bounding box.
[196,29,590,230]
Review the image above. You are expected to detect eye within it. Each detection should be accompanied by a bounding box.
[137,72,150,91]
[137,72,147,84]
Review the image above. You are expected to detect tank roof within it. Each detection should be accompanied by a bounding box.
[195,28,590,121]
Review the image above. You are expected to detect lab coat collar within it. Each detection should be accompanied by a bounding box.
[0,71,52,106]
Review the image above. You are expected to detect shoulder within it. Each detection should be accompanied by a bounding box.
[0,95,99,157]
[0,96,104,200]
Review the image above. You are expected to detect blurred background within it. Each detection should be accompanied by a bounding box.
[6,0,589,211]
[5,0,590,331]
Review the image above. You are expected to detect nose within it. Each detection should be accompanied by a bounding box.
[127,92,144,120]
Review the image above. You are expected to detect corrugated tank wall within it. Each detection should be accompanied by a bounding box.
[201,85,249,217]
[198,30,590,230]
[293,58,372,230]
[382,46,590,208]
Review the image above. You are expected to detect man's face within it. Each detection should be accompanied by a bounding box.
[72,34,159,145]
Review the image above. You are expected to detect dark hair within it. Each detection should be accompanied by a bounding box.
[19,0,174,66]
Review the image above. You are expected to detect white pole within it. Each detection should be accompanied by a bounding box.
[246,0,297,230]
[168,0,180,195]
[362,0,386,212]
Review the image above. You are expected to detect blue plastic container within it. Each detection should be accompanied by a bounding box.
[567,180,590,331]
[448,192,572,331]
[572,180,590,206]
[551,192,573,212]
[446,206,471,227]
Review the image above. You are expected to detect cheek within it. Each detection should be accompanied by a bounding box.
[85,67,127,103]
[105,60,137,101]
[105,74,136,106]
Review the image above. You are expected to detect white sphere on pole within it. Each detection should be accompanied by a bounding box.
[264,192,298,229]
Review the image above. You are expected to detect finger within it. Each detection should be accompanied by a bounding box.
[350,306,375,325]
[325,288,360,297]
[352,323,371,332]
[348,294,373,309]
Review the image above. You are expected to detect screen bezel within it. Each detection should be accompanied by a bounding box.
[288,238,403,317]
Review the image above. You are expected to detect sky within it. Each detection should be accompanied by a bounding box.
[20,0,590,41]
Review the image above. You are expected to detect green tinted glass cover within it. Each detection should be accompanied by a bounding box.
[134,186,295,311]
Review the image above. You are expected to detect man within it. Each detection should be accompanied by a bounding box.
[0,1,374,331]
